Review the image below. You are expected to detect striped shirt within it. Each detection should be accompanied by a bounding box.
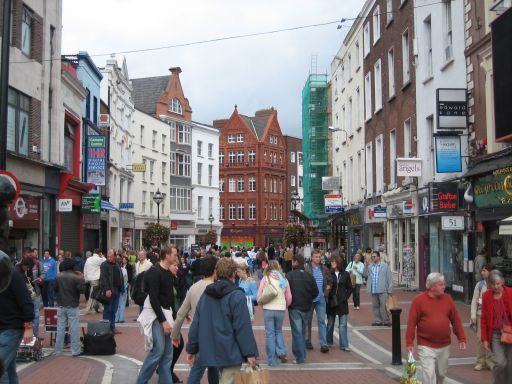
[312,265,323,302]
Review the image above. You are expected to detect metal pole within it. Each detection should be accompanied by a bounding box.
[157,203,160,225]
[0,0,13,170]
[391,308,403,365]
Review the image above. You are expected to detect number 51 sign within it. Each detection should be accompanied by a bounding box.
[441,216,464,230]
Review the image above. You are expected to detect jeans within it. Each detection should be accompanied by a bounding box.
[136,320,173,384]
[55,306,81,355]
[187,353,220,384]
[103,290,120,330]
[306,296,327,347]
[33,295,41,338]
[263,309,287,366]
[326,314,348,348]
[43,280,55,307]
[288,309,308,363]
[352,284,361,307]
[0,329,24,384]
[371,292,389,324]
[116,292,127,322]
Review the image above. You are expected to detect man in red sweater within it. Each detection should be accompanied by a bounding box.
[406,272,466,383]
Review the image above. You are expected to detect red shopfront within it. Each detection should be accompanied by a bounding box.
[8,195,41,260]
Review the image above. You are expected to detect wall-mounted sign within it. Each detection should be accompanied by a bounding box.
[441,216,464,230]
[132,163,146,172]
[170,221,178,230]
[81,194,101,213]
[403,199,414,215]
[397,158,422,177]
[322,176,341,191]
[436,88,467,131]
[474,166,512,208]
[119,202,134,209]
[8,196,40,229]
[365,204,387,223]
[99,114,110,128]
[58,199,73,212]
[430,182,459,212]
[324,194,343,213]
[418,193,430,215]
[86,135,106,186]
[435,136,462,173]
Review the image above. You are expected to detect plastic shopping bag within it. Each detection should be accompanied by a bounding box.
[234,365,269,384]
[400,352,419,384]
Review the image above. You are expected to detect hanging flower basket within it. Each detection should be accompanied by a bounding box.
[199,230,217,246]
[283,223,307,247]
[143,224,169,247]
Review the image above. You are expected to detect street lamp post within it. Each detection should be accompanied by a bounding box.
[208,213,214,231]
[153,189,164,225]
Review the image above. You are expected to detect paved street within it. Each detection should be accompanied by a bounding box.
[16,288,492,383]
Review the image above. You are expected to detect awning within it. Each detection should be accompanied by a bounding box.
[101,200,117,211]
[464,148,512,178]
[499,216,512,235]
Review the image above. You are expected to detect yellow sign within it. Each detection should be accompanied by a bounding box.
[132,163,146,172]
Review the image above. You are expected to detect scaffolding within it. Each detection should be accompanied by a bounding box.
[302,73,329,224]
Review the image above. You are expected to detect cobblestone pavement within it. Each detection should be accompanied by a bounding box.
[16,288,492,383]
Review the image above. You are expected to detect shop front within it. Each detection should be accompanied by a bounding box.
[221,227,256,248]
[472,166,512,286]
[119,211,135,250]
[8,194,41,261]
[364,203,387,255]
[383,190,419,289]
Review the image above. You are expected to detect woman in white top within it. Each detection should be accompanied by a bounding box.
[345,252,365,309]
[257,260,292,366]
[470,263,493,371]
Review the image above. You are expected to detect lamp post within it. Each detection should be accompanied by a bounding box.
[153,189,164,225]
[208,213,214,231]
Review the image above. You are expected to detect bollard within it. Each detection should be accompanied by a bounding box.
[391,307,402,365]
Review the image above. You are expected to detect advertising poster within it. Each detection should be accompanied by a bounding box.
[86,135,106,186]
[435,136,462,173]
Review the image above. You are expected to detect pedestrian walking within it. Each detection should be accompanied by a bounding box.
[304,249,332,353]
[481,269,512,384]
[286,253,318,364]
[83,249,105,313]
[136,245,177,384]
[40,249,57,307]
[115,256,129,323]
[53,258,85,356]
[186,258,258,384]
[326,255,353,351]
[345,252,364,310]
[99,249,124,334]
[363,251,393,326]
[406,272,466,384]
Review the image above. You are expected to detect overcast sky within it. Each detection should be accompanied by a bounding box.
[62,0,366,137]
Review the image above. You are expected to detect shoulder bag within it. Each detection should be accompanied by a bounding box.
[91,285,111,305]
[257,277,278,305]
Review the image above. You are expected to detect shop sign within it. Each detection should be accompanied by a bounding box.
[348,212,361,226]
[397,158,422,177]
[119,202,134,209]
[86,135,106,186]
[435,136,462,173]
[222,228,256,236]
[436,88,467,131]
[474,167,512,208]
[8,195,40,229]
[324,194,343,213]
[99,114,110,128]
[58,199,73,212]
[322,176,341,191]
[418,193,430,215]
[402,199,414,215]
[365,204,387,223]
[132,163,146,172]
[170,221,177,230]
[81,194,100,213]
[430,182,459,212]
[441,216,464,230]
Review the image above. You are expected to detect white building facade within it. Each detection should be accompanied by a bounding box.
[191,122,221,243]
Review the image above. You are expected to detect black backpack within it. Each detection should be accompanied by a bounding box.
[131,270,147,306]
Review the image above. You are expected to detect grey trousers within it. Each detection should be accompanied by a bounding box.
[371,292,389,324]
[492,331,512,384]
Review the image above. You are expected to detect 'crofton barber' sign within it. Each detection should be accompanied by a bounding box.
[396,158,422,177]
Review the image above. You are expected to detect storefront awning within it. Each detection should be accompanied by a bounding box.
[464,148,512,178]
[499,216,512,235]
[101,200,117,211]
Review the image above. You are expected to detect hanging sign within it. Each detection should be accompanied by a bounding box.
[436,88,467,131]
[86,135,106,186]
[435,136,462,173]
[397,158,422,177]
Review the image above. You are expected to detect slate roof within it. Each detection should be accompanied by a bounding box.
[131,75,169,115]
[241,115,269,141]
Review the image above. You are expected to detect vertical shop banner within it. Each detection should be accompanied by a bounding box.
[435,136,462,173]
[86,136,106,186]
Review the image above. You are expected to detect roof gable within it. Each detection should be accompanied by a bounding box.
[131,75,169,115]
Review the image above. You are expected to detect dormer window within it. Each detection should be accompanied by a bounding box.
[169,98,182,114]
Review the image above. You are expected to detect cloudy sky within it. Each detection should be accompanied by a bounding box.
[62,0,366,137]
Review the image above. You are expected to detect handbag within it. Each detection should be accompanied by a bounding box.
[234,364,269,384]
[257,277,278,305]
[83,332,116,355]
[91,285,111,305]
[502,324,512,344]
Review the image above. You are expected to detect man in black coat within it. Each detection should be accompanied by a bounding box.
[286,253,319,364]
[99,249,124,333]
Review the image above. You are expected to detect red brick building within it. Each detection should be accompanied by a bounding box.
[214,107,287,247]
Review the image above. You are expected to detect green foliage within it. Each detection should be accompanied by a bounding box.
[143,224,169,247]
[283,223,307,247]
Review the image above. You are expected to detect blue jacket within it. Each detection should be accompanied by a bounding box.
[186,279,258,367]
[238,279,258,303]
[41,257,57,281]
